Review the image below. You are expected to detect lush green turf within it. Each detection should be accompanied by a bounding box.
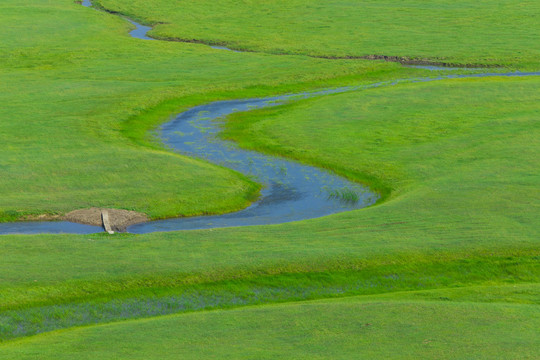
[97,0,540,68]
[223,76,540,200]
[1,247,537,339]
[1,77,538,343]
[2,0,539,357]
[0,0,417,221]
[2,290,539,359]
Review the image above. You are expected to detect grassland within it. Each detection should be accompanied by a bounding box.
[2,287,539,359]
[96,0,540,68]
[0,0,416,221]
[1,0,539,357]
[1,77,538,350]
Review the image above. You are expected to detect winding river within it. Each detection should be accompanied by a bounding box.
[0,2,538,235]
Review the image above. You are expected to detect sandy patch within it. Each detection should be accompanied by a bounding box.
[63,208,148,232]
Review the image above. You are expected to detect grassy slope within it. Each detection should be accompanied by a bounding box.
[0,250,537,340]
[1,78,538,336]
[0,0,412,221]
[1,232,538,309]
[2,0,539,356]
[97,0,540,68]
[2,287,539,359]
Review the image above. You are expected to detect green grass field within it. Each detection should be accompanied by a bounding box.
[1,0,539,357]
[1,0,415,221]
[96,0,540,68]
[3,286,540,359]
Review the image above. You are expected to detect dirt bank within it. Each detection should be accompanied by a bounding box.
[63,208,148,232]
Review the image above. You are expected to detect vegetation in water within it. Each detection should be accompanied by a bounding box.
[326,187,360,203]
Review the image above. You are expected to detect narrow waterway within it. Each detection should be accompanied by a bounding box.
[129,93,378,234]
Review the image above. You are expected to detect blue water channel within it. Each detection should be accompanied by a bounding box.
[0,2,538,235]
[129,93,379,233]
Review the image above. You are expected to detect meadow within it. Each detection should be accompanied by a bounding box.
[3,288,540,359]
[96,0,540,68]
[1,0,413,221]
[0,0,539,358]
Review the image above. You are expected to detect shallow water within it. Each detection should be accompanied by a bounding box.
[129,96,377,233]
[82,0,153,40]
[0,221,101,235]
[126,19,154,41]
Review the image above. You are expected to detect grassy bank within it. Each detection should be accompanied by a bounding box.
[0,247,538,340]
[2,287,539,359]
[223,76,540,215]
[96,0,540,68]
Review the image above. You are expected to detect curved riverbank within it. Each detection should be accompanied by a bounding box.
[1,70,539,235]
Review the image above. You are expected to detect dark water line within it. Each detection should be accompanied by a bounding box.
[79,0,506,70]
[405,65,495,71]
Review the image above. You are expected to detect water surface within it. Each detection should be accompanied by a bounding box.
[129,95,377,233]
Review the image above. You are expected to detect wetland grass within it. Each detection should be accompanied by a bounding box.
[1,0,538,357]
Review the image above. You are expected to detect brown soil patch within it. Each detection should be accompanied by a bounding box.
[20,214,63,221]
[357,54,488,67]
[63,208,148,232]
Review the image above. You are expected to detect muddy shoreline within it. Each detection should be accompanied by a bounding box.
[63,208,148,232]
[132,32,499,69]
